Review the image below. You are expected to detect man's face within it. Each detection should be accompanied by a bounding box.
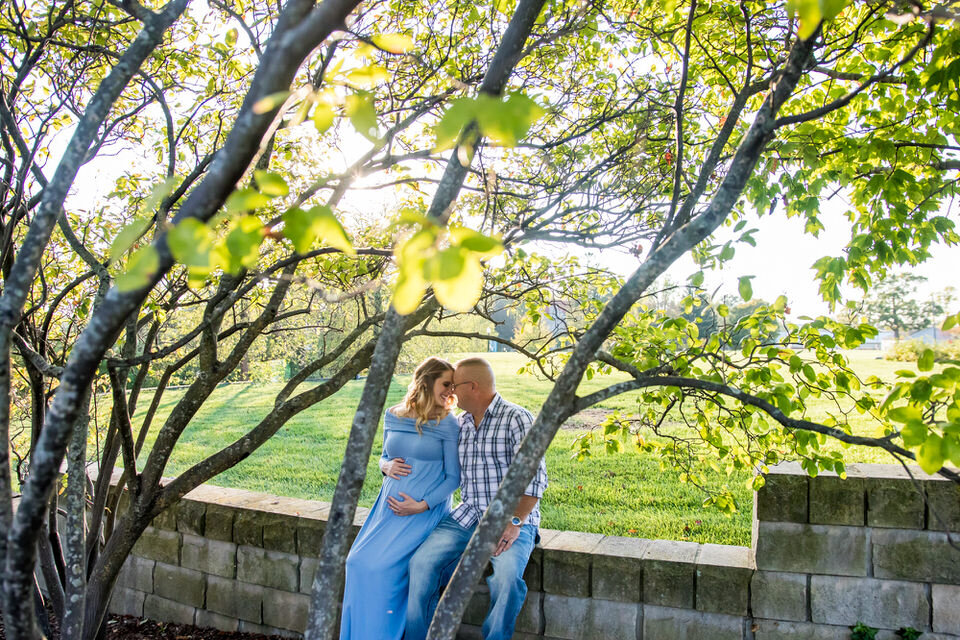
[451,367,475,411]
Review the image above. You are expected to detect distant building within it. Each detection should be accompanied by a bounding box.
[858,330,895,350]
[906,326,958,344]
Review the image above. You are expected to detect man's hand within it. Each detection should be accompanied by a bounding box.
[387,492,427,516]
[494,522,521,557]
[381,457,412,479]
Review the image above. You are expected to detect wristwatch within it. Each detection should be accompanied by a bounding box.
[511,515,522,526]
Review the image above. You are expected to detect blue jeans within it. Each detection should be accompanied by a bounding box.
[406,514,537,640]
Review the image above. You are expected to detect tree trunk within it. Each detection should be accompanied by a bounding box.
[303,1,548,637]
[427,25,821,640]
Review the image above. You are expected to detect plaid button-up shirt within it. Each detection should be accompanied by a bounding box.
[451,394,549,528]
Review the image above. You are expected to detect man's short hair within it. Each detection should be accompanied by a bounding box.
[454,357,496,392]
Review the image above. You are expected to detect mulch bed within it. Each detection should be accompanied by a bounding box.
[1,613,292,640]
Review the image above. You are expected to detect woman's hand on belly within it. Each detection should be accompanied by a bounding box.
[382,457,412,479]
[387,492,428,516]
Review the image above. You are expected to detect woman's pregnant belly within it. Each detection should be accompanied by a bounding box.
[381,458,446,504]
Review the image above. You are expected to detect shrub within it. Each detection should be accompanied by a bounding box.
[249,359,286,383]
[885,339,960,362]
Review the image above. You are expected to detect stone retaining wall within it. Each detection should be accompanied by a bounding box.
[109,463,960,639]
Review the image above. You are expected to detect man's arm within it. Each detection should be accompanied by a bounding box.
[494,410,548,557]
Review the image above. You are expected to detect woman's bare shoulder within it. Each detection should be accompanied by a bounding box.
[387,405,415,419]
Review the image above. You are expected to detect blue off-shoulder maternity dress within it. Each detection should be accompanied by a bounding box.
[339,411,460,640]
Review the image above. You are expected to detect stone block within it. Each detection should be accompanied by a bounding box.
[109,586,145,617]
[754,521,868,576]
[642,539,698,608]
[181,533,237,578]
[237,545,300,592]
[592,536,647,603]
[750,571,807,622]
[300,557,318,594]
[205,504,236,542]
[808,471,865,526]
[464,589,490,626]
[457,624,484,640]
[927,479,960,532]
[696,544,752,616]
[933,583,960,634]
[810,575,929,629]
[516,592,543,635]
[143,594,196,626]
[642,604,743,640]
[465,584,540,633]
[865,468,925,529]
[262,587,311,633]
[207,574,263,623]
[873,528,960,585]
[151,506,177,531]
[523,545,543,593]
[176,499,206,536]
[195,610,239,632]
[234,509,266,546]
[263,513,298,554]
[543,594,638,640]
[133,527,180,565]
[753,619,858,640]
[755,462,808,523]
[116,555,155,593]
[541,531,603,597]
[153,562,205,608]
[297,518,325,558]
[238,619,302,638]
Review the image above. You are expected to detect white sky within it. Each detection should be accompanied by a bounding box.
[583,202,958,318]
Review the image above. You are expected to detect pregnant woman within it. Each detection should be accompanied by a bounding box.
[339,357,461,640]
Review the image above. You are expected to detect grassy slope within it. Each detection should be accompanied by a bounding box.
[130,350,917,546]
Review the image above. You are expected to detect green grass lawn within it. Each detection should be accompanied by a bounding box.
[130,350,920,547]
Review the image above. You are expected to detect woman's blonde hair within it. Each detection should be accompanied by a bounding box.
[401,357,455,434]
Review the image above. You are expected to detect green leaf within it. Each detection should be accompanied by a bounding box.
[109,217,152,264]
[116,245,160,292]
[224,215,265,272]
[371,33,415,54]
[787,0,821,40]
[141,176,179,214]
[690,271,704,287]
[345,93,379,142]
[918,349,935,372]
[433,253,484,312]
[168,218,214,287]
[945,433,960,467]
[425,246,466,281]
[281,205,354,255]
[475,93,545,147]
[346,64,390,89]
[254,171,289,197]
[449,226,503,258]
[820,0,849,21]
[252,90,291,114]
[433,98,476,152]
[943,313,958,331]
[225,28,238,47]
[917,434,945,474]
[393,261,427,315]
[888,405,923,423]
[738,276,754,302]
[168,218,211,266]
[312,101,336,134]
[225,188,271,214]
[901,420,927,447]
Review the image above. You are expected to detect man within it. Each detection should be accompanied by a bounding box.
[404,357,548,640]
